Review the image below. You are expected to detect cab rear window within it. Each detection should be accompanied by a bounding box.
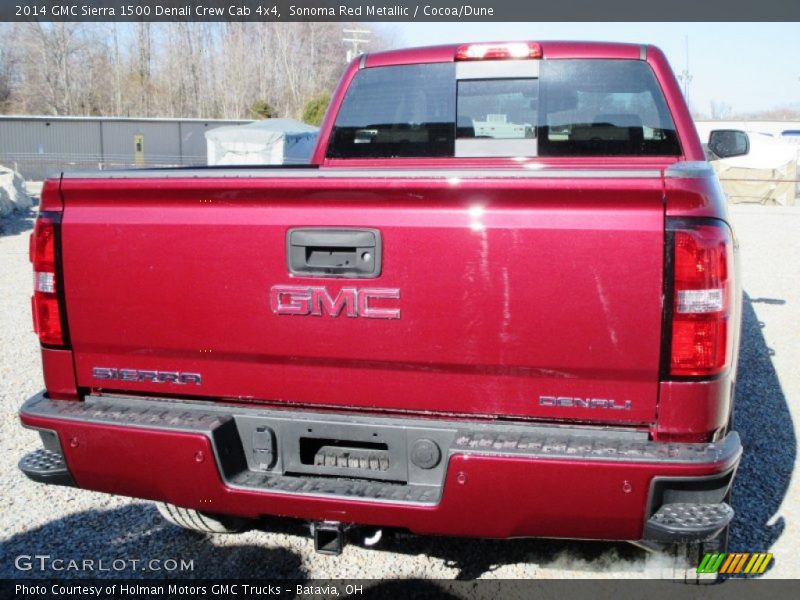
[327,63,456,159]
[537,60,680,156]
[327,59,681,159]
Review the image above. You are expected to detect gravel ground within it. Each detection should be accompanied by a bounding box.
[0,202,798,582]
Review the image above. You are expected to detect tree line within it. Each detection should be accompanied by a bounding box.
[0,22,388,123]
[4,24,793,125]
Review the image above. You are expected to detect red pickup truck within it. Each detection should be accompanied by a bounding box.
[19,41,746,577]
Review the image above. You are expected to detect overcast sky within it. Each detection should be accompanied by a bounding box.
[374,22,800,115]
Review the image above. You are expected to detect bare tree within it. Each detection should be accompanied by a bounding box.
[0,22,387,119]
[710,100,732,120]
[135,23,153,116]
[32,23,78,114]
[0,23,110,116]
[110,23,124,115]
[0,43,14,111]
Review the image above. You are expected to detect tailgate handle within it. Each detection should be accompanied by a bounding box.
[287,228,382,278]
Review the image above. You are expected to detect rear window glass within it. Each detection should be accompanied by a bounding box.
[327,59,681,158]
[327,63,456,158]
[457,79,538,139]
[538,60,680,156]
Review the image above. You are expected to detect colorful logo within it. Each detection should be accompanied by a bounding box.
[698,552,773,575]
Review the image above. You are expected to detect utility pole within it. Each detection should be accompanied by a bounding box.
[677,35,693,108]
[343,28,370,63]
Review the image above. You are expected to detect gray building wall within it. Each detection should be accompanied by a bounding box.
[179,122,217,162]
[0,116,251,180]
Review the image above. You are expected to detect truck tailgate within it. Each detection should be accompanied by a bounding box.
[60,171,665,425]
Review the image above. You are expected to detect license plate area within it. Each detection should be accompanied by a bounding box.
[300,438,391,473]
[286,421,408,482]
[235,416,411,483]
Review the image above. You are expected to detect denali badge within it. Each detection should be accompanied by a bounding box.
[270,285,400,319]
[539,396,632,411]
[93,367,202,385]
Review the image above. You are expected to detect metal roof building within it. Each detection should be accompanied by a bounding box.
[0,115,252,180]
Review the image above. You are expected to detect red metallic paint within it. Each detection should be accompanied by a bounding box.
[19,412,738,540]
[665,175,730,219]
[363,41,643,69]
[40,348,78,400]
[60,175,666,424]
[654,378,733,442]
[39,178,63,212]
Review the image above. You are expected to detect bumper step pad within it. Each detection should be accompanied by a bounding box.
[19,448,75,487]
[645,502,734,542]
[230,470,439,504]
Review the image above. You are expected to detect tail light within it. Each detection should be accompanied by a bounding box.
[30,182,67,347]
[455,42,542,61]
[665,218,735,377]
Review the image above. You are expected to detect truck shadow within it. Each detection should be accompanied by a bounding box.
[728,292,794,552]
[0,208,35,237]
[0,503,307,580]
